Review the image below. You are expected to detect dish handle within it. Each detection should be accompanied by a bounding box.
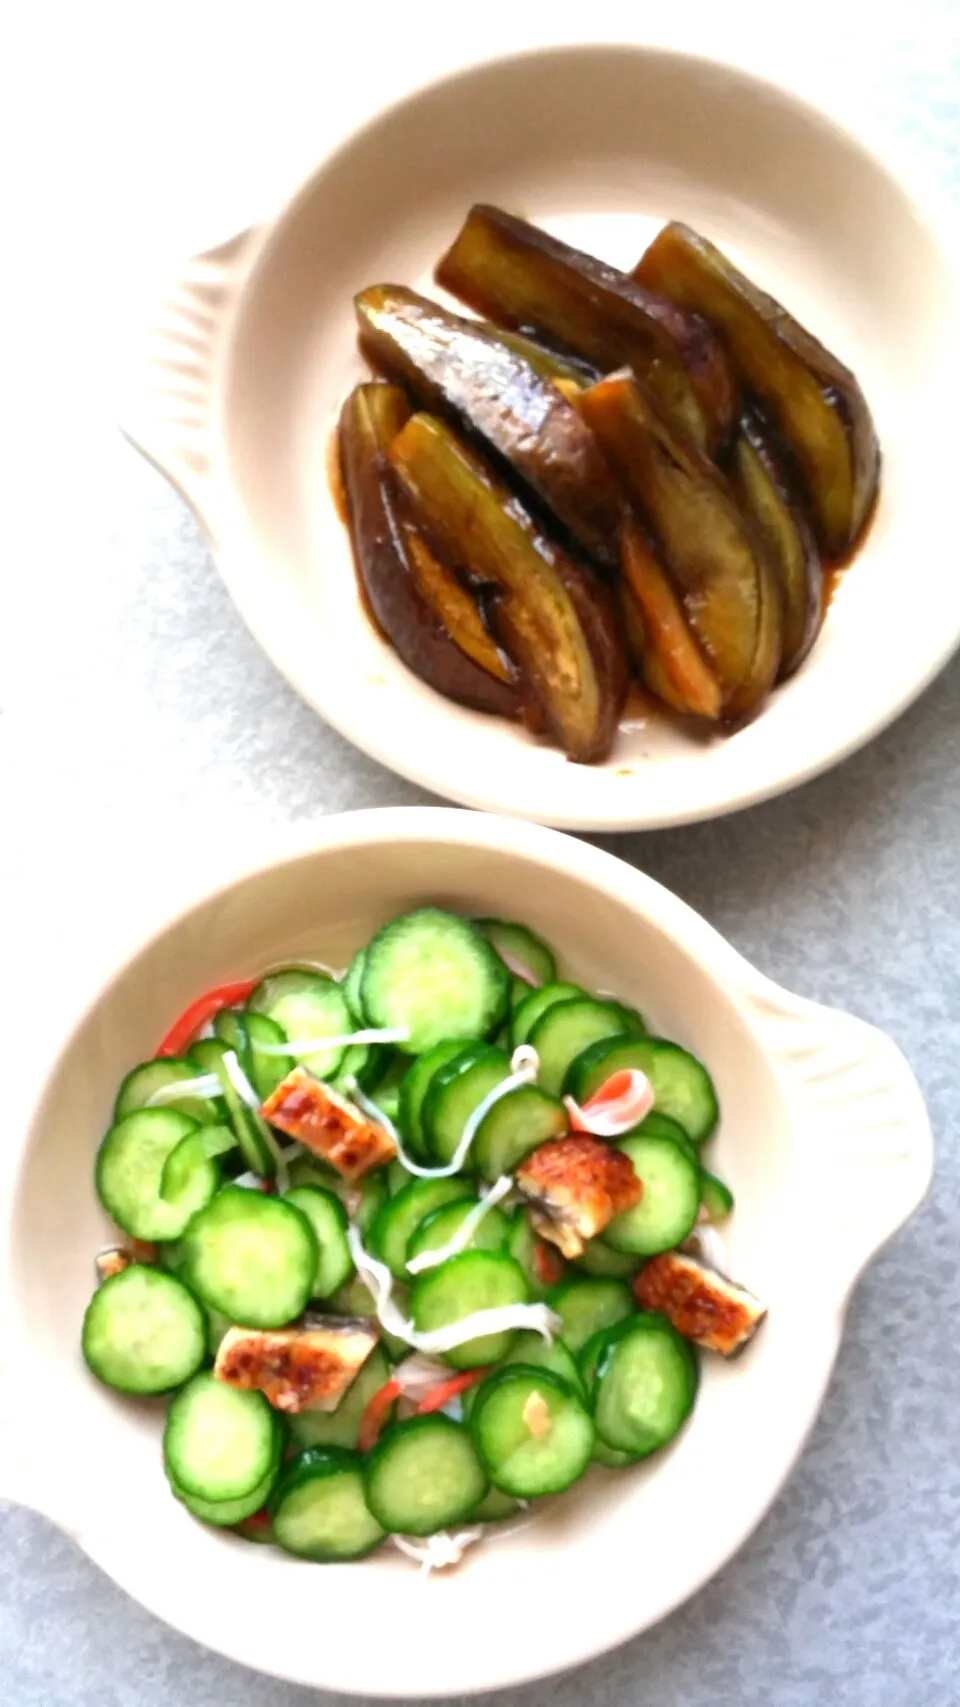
[118,226,259,544]
[745,978,934,1298]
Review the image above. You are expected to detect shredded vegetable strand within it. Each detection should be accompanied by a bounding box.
[146,1073,222,1107]
[347,1226,560,1354]
[688,1223,730,1276]
[406,1176,514,1275]
[350,1046,540,1182]
[253,1027,410,1058]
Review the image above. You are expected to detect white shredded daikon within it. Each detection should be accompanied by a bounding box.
[389,1529,484,1577]
[350,1046,540,1182]
[146,1072,222,1107]
[688,1223,730,1275]
[406,1176,514,1275]
[221,1049,261,1112]
[389,1353,454,1400]
[348,1226,560,1355]
[252,1027,410,1058]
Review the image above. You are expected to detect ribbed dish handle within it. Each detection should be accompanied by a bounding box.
[743,978,933,1299]
[119,227,259,542]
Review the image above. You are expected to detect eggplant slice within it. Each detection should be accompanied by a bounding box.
[579,371,781,721]
[338,383,518,717]
[436,204,737,454]
[633,221,879,558]
[729,410,824,678]
[356,284,623,567]
[388,412,628,763]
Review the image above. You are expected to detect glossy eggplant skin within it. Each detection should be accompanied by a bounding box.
[388,413,628,763]
[619,519,723,720]
[338,383,518,718]
[633,222,880,558]
[355,284,623,567]
[435,205,737,455]
[730,410,824,678]
[579,371,781,722]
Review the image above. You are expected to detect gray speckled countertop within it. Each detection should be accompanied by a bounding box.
[3,6,960,1704]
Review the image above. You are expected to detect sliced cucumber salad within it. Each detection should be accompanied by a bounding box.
[83,906,756,1573]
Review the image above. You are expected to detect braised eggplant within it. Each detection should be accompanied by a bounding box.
[620,519,723,720]
[579,371,780,720]
[388,412,627,762]
[338,383,518,717]
[435,205,737,453]
[633,222,879,557]
[355,284,623,566]
[730,410,824,678]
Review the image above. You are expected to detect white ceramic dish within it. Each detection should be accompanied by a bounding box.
[0,807,931,1695]
[122,43,960,832]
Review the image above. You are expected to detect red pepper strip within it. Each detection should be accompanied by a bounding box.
[534,1239,565,1286]
[357,1378,403,1453]
[241,1507,272,1531]
[155,979,258,1058]
[130,1240,159,1265]
[415,1368,491,1416]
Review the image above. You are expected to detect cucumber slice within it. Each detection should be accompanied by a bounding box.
[609,1003,647,1037]
[461,1326,583,1422]
[529,1000,626,1097]
[160,1124,237,1201]
[574,1036,718,1142]
[364,1415,488,1536]
[633,1111,700,1163]
[547,1276,634,1354]
[114,1059,222,1126]
[247,970,352,1080]
[361,909,509,1054]
[342,948,368,1021]
[472,1484,522,1522]
[96,1109,219,1242]
[328,1275,411,1362]
[410,1250,529,1369]
[82,1265,207,1394]
[510,982,583,1048]
[506,1208,564,1300]
[334,1043,375,1094]
[564,1033,653,1102]
[288,1155,386,1238]
[607,1133,700,1255]
[271,1447,385,1561]
[499,1329,585,1398]
[164,1371,282,1502]
[175,1465,278,1529]
[215,1010,292,1102]
[592,1437,643,1468]
[287,1345,392,1450]
[593,1314,698,1455]
[368,1055,406,1122]
[386,1157,411,1195]
[189,1039,275,1178]
[283,1186,354,1298]
[575,1237,640,1280]
[471,1366,594,1497]
[181,1186,317,1328]
[472,1084,567,1183]
[406,1197,509,1271]
[422,1044,512,1166]
[700,1171,735,1221]
[398,1039,469,1162]
[371,1176,469,1279]
[475,919,557,986]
